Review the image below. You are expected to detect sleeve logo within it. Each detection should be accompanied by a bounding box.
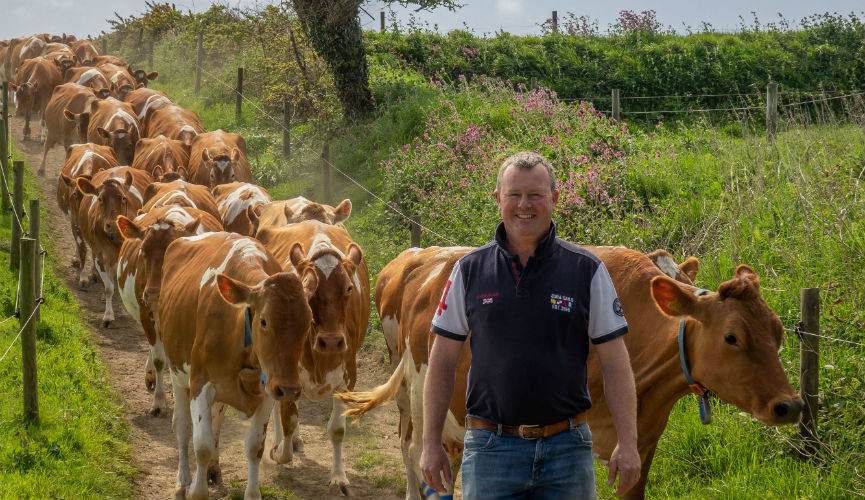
[436,280,452,316]
[613,298,625,317]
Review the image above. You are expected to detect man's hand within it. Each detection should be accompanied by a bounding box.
[420,442,452,493]
[607,442,641,497]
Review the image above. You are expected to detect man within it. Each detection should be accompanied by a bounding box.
[420,151,640,499]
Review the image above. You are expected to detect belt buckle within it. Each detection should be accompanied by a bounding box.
[518,424,542,439]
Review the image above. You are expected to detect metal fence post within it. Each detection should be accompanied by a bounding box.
[235,67,244,122]
[10,160,24,271]
[194,32,203,95]
[766,82,779,141]
[321,143,330,204]
[799,288,819,455]
[612,89,621,121]
[20,237,39,423]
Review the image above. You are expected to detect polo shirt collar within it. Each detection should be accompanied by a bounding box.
[494,221,558,262]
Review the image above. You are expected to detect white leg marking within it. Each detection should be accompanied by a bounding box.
[150,338,167,415]
[244,397,274,500]
[189,382,216,500]
[328,396,349,493]
[170,370,192,497]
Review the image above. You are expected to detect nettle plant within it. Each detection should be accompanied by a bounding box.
[380,76,639,246]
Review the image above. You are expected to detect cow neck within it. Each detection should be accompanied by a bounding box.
[679,288,713,424]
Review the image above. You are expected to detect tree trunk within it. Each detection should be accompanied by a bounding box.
[293,0,373,121]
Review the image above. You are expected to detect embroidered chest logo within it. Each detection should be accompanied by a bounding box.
[550,293,574,312]
[477,292,499,305]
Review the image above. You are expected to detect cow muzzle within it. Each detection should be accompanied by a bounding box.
[272,384,302,401]
[314,332,347,353]
[769,397,805,425]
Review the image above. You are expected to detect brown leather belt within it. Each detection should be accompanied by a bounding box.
[465,414,586,440]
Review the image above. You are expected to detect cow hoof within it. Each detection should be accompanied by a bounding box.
[103,320,111,328]
[207,465,221,485]
[329,482,351,497]
[173,485,187,500]
[292,435,304,452]
[78,280,88,289]
[269,445,291,464]
[71,257,80,268]
[148,406,162,417]
[89,275,99,284]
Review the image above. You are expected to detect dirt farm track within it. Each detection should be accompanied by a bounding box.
[8,113,410,500]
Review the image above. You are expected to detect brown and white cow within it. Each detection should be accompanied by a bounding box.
[187,130,251,188]
[90,54,128,69]
[142,103,205,147]
[87,97,140,165]
[255,220,370,494]
[124,87,171,122]
[211,182,272,236]
[76,166,153,325]
[10,36,46,76]
[141,178,220,219]
[40,82,98,174]
[256,197,352,231]
[57,143,118,273]
[64,66,112,98]
[69,39,100,66]
[116,205,223,416]
[338,245,805,500]
[12,56,62,140]
[131,135,190,177]
[130,68,158,88]
[43,43,77,73]
[97,63,138,99]
[158,231,316,500]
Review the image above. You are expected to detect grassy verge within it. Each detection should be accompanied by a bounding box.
[0,153,135,498]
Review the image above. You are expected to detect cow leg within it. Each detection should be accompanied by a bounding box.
[270,398,299,464]
[39,115,46,144]
[38,136,51,175]
[94,258,115,327]
[23,112,30,138]
[149,338,168,416]
[188,381,216,500]
[327,396,350,496]
[72,226,87,280]
[243,396,274,500]
[208,402,226,485]
[396,383,423,500]
[170,371,192,500]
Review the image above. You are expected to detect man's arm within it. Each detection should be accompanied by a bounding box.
[420,335,464,493]
[594,336,641,497]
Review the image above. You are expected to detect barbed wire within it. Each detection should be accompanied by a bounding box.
[783,327,865,348]
[0,300,41,364]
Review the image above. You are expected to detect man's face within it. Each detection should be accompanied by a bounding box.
[494,164,558,248]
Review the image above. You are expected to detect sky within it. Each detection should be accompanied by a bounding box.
[2,0,864,41]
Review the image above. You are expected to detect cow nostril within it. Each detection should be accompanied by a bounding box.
[773,399,805,420]
[274,386,301,401]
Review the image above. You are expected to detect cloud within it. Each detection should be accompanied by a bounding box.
[496,0,526,17]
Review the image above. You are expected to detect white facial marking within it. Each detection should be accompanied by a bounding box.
[218,184,269,224]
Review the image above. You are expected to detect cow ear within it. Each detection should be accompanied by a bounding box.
[63,108,75,121]
[76,177,97,196]
[152,165,164,180]
[97,126,110,138]
[247,204,259,226]
[215,273,251,305]
[60,172,74,188]
[346,243,363,266]
[116,215,143,240]
[147,71,158,80]
[183,216,202,235]
[201,147,210,162]
[143,183,158,203]
[650,276,697,317]
[176,166,188,180]
[231,147,241,163]
[680,257,699,284]
[301,267,318,297]
[124,171,133,189]
[283,204,295,222]
[289,242,305,268]
[332,199,352,224]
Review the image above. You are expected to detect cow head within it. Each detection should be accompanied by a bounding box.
[651,266,804,425]
[289,241,363,354]
[63,108,91,143]
[111,80,137,100]
[203,147,243,188]
[131,69,158,87]
[97,126,136,165]
[12,82,36,115]
[77,172,134,243]
[151,165,188,183]
[215,270,317,401]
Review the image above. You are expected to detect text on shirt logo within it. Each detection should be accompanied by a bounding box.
[550,293,574,312]
[436,280,452,316]
[477,292,499,305]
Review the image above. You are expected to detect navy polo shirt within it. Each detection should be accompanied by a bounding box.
[431,222,628,426]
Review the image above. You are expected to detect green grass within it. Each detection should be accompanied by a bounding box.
[0,153,135,498]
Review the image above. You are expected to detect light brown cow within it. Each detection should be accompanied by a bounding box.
[57,143,118,274]
[142,103,205,147]
[0,38,24,84]
[64,66,112,98]
[90,54,128,69]
[187,130,251,188]
[255,220,370,494]
[256,197,352,231]
[76,166,153,325]
[10,36,46,76]
[87,97,140,165]
[124,87,171,122]
[211,182,272,236]
[131,135,190,177]
[141,179,220,219]
[40,82,98,174]
[130,68,158,88]
[116,205,223,416]
[158,232,316,500]
[97,63,138,99]
[69,39,100,66]
[12,56,62,140]
[43,43,77,72]
[338,245,805,500]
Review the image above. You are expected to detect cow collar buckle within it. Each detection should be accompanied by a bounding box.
[518,424,542,439]
[679,288,713,425]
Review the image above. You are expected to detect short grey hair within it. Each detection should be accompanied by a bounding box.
[495,151,556,193]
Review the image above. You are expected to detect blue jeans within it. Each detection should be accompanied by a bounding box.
[461,420,595,500]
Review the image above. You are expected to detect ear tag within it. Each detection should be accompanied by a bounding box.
[124,227,133,235]
[698,393,712,425]
[108,232,116,241]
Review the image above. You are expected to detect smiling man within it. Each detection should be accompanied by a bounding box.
[421,151,641,499]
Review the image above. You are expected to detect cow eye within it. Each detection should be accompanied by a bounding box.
[724,334,739,346]
[260,318,267,328]
[346,285,353,294]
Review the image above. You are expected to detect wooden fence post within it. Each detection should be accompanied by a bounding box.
[101,36,107,55]
[321,143,330,204]
[1,82,9,213]
[766,82,779,141]
[380,11,385,32]
[409,215,421,248]
[147,38,154,69]
[29,199,40,324]
[799,288,819,455]
[282,100,292,159]
[10,160,24,271]
[20,237,39,423]
[235,67,244,122]
[194,32,203,95]
[612,89,621,121]
[530,77,537,91]
[552,11,558,33]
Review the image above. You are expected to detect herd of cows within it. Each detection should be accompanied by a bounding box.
[2,32,807,500]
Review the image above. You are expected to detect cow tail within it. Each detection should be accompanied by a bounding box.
[337,355,405,417]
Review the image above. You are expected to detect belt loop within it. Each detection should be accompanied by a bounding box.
[568,416,574,430]
[496,423,502,436]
